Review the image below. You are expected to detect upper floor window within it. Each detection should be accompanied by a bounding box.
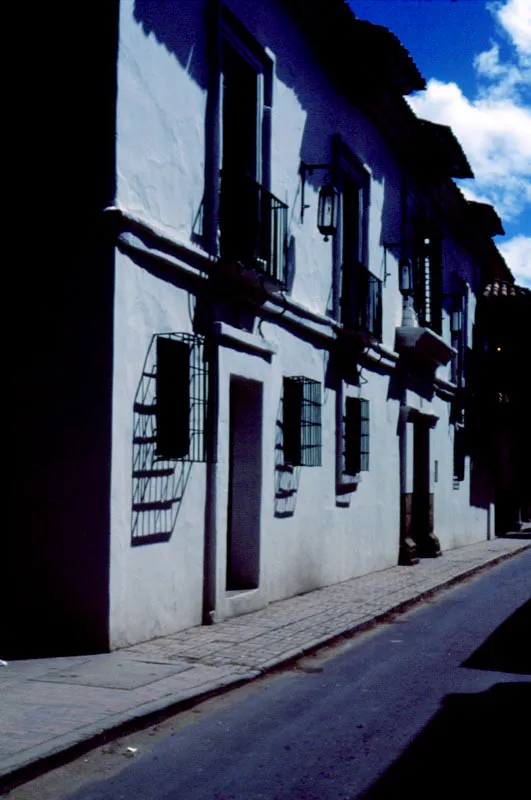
[219,9,287,286]
[451,274,468,387]
[336,138,382,341]
[410,223,443,335]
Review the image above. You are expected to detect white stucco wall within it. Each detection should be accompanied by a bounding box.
[109,251,207,648]
[110,0,492,645]
[212,321,401,622]
[116,0,208,240]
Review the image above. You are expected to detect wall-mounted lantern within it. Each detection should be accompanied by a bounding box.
[317,177,339,241]
[300,162,338,241]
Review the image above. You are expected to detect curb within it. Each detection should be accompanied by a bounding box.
[1,542,529,792]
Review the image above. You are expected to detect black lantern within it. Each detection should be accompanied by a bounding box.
[317,177,338,241]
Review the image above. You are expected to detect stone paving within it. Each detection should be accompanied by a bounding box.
[1,536,529,787]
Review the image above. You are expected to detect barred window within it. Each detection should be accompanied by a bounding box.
[283,377,322,467]
[155,334,208,462]
[344,397,370,475]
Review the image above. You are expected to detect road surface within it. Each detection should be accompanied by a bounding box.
[9,548,531,799]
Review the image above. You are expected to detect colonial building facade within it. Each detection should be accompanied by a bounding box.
[10,0,513,657]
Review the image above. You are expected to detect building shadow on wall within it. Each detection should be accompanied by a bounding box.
[469,454,490,511]
[134,0,207,89]
[274,391,301,518]
[359,681,530,798]
[131,336,192,546]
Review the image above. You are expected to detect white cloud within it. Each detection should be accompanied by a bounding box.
[474,41,529,101]
[407,0,531,226]
[498,234,531,286]
[496,0,531,56]
[408,79,531,220]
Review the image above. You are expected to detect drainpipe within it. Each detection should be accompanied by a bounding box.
[202,0,222,625]
[204,0,221,258]
[203,339,219,624]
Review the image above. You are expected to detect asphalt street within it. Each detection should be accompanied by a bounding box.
[21,547,529,800]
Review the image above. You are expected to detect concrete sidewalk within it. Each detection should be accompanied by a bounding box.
[2,536,529,789]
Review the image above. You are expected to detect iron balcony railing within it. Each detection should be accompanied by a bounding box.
[412,245,442,335]
[220,171,288,287]
[341,260,383,341]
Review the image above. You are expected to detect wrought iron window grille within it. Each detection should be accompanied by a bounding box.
[341,260,383,341]
[131,333,209,546]
[220,170,288,287]
[283,377,322,467]
[155,333,209,463]
[343,397,370,476]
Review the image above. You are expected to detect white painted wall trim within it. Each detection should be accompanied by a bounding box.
[104,207,400,372]
[117,231,210,285]
[104,206,215,274]
[360,342,400,372]
[214,321,278,358]
[434,375,457,400]
[260,298,336,344]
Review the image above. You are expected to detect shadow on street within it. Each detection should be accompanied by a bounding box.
[359,682,530,798]
[463,599,531,675]
[360,605,530,798]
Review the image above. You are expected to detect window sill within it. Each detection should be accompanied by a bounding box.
[337,474,362,494]
[214,322,278,358]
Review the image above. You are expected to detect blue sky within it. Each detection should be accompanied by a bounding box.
[348,0,531,286]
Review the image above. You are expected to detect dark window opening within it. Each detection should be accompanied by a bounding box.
[283,377,322,467]
[451,274,468,387]
[342,171,363,265]
[219,24,287,285]
[221,40,259,181]
[453,424,466,482]
[344,397,370,475]
[155,334,209,462]
[340,162,381,340]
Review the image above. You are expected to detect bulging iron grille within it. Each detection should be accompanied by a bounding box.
[131,333,209,546]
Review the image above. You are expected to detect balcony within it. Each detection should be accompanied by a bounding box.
[341,260,383,341]
[395,325,456,367]
[220,171,288,288]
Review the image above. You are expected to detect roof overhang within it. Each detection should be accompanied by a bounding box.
[282,0,426,96]
[418,119,474,179]
[467,201,505,237]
